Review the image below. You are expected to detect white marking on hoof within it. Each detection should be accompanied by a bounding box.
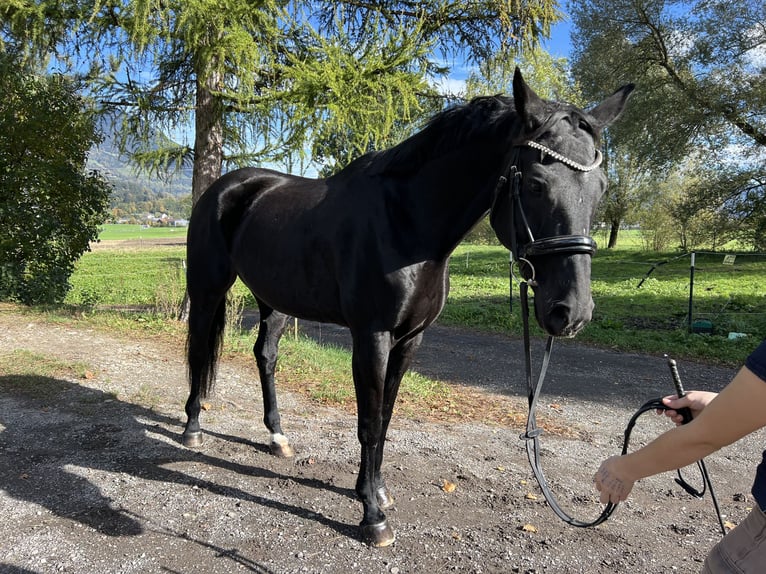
[270,433,289,446]
[269,433,295,457]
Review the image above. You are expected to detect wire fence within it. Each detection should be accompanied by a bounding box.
[591,251,766,337]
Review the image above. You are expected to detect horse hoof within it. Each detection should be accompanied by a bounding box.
[270,441,295,458]
[360,520,395,547]
[182,431,204,448]
[376,487,395,510]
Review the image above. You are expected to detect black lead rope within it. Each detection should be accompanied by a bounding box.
[518,282,727,535]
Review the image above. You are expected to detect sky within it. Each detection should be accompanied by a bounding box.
[543,19,574,59]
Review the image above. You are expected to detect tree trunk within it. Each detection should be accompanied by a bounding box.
[182,65,224,322]
[191,67,224,205]
[607,219,620,248]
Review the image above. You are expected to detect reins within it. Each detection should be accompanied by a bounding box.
[499,140,727,535]
[518,282,616,527]
[517,288,726,534]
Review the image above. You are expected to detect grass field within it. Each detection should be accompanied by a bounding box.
[65,226,766,367]
[444,244,765,365]
[97,224,189,241]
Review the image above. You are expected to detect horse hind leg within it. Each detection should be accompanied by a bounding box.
[253,302,293,457]
[184,267,235,447]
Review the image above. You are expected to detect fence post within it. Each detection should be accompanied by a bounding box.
[688,252,696,333]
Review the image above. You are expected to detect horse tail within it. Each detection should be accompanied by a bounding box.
[186,293,228,399]
[185,178,241,400]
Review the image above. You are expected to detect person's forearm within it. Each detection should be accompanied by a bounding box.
[619,422,720,481]
[622,365,766,482]
[596,364,766,504]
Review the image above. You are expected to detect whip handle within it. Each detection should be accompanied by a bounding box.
[666,355,686,398]
[665,355,692,425]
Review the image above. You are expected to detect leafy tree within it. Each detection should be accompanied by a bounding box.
[3,0,561,202]
[465,44,582,104]
[0,54,111,304]
[570,0,766,249]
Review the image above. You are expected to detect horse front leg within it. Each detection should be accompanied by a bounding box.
[352,331,394,547]
[253,303,293,457]
[374,332,424,511]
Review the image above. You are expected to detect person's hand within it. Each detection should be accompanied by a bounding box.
[593,456,635,504]
[658,391,718,425]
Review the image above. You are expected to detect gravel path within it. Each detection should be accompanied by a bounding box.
[0,306,762,574]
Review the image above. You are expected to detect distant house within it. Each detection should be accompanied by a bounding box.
[172,219,189,227]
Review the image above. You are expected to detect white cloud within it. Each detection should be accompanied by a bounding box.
[744,43,766,70]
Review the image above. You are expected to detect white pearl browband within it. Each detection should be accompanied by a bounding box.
[525,140,603,172]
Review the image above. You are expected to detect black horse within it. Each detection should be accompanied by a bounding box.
[183,69,633,546]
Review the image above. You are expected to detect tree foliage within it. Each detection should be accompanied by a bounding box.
[2,0,561,201]
[0,53,111,304]
[570,0,766,249]
[465,44,582,104]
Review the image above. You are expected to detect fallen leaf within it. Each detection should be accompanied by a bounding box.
[442,479,457,493]
[549,403,561,410]
[20,473,30,480]
[496,466,505,472]
[525,493,538,500]
[724,520,737,530]
[201,403,212,411]
[83,371,96,380]
[520,523,538,533]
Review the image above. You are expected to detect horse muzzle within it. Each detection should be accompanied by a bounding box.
[537,295,594,338]
[523,238,597,338]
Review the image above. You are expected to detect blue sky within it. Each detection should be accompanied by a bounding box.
[543,19,573,59]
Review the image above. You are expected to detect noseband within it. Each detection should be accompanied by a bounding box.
[496,140,601,285]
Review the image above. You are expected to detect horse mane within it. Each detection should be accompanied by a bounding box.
[364,95,521,176]
[335,93,593,179]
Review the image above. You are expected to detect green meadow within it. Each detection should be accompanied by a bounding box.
[445,243,765,365]
[65,225,766,367]
[97,224,189,241]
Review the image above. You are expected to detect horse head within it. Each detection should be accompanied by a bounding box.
[491,69,634,338]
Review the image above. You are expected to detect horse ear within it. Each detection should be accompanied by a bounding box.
[588,84,636,131]
[513,67,547,132]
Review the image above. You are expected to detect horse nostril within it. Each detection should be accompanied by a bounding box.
[547,303,572,336]
[546,302,590,338]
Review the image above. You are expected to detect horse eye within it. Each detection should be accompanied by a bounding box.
[528,180,545,194]
[579,119,592,134]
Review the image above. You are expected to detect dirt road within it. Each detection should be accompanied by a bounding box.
[1,307,761,574]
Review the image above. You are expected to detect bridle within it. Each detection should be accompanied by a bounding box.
[496,141,601,287]
[496,141,726,533]
[495,139,616,526]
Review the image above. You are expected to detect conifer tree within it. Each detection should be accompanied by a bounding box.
[3,1,561,201]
